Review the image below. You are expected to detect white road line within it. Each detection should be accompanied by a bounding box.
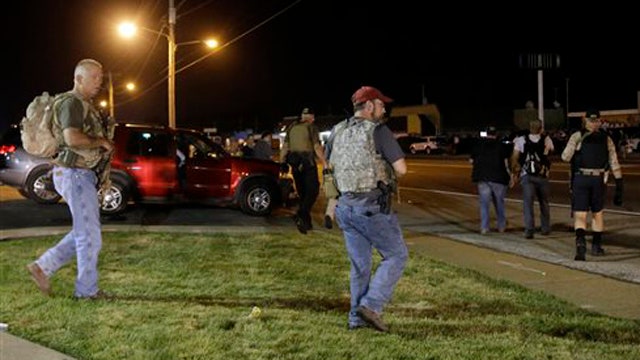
[497,260,547,276]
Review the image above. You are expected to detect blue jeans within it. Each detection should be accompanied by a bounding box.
[335,201,408,327]
[477,181,507,231]
[520,175,550,233]
[36,167,102,297]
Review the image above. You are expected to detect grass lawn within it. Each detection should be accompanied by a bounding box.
[1,231,639,359]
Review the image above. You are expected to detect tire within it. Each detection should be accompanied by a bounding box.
[17,188,31,199]
[26,166,61,204]
[410,147,417,155]
[239,180,275,216]
[99,177,130,216]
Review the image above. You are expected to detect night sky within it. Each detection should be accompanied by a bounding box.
[2,0,639,135]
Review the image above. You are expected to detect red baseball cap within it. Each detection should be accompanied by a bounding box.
[351,86,393,105]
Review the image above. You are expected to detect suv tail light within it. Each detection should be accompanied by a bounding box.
[0,144,16,155]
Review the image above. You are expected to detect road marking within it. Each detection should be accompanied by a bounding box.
[497,260,547,276]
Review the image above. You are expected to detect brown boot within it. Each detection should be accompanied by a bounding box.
[26,262,51,296]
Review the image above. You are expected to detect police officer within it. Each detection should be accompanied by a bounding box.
[280,107,327,234]
[561,109,624,261]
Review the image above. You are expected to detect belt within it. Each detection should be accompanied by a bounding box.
[578,168,605,176]
[342,190,378,196]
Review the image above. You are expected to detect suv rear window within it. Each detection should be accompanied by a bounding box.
[126,131,172,157]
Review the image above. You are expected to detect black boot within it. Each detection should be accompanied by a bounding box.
[591,232,605,256]
[574,229,587,261]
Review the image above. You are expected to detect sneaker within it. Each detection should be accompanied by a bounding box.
[26,262,51,296]
[74,290,114,301]
[356,305,388,332]
[323,215,333,229]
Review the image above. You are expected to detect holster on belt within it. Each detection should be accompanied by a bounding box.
[377,181,392,214]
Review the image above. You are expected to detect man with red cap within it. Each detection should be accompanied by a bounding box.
[325,86,407,332]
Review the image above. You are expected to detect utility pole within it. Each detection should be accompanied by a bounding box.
[168,0,176,128]
[108,71,115,120]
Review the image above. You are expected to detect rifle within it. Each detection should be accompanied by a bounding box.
[96,115,116,198]
[377,181,393,214]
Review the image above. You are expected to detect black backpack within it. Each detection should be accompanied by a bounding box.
[521,134,550,177]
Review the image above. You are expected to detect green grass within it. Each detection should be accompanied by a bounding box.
[1,231,639,360]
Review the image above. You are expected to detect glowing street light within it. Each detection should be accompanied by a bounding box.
[101,72,136,120]
[117,1,218,128]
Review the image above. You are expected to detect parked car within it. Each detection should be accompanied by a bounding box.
[0,124,61,204]
[409,136,440,154]
[105,124,294,216]
[1,123,293,216]
[395,134,429,154]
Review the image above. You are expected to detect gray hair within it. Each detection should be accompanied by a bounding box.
[74,58,102,77]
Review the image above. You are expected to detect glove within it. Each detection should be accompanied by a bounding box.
[613,178,623,206]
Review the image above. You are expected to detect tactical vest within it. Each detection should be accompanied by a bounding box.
[286,122,314,152]
[519,134,550,177]
[329,118,390,193]
[577,131,609,169]
[54,94,107,169]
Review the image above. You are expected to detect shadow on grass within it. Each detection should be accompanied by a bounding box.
[91,293,352,312]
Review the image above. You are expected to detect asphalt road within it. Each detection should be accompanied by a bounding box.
[2,156,639,230]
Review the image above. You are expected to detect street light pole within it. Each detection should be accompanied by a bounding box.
[117,7,218,129]
[108,71,115,120]
[168,0,177,128]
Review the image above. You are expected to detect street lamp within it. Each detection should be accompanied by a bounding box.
[117,0,218,128]
[100,72,136,120]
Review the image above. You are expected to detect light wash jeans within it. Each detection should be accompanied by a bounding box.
[36,167,102,297]
[477,181,507,232]
[335,201,408,327]
[520,175,551,233]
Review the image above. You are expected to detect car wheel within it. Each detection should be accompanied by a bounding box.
[26,167,61,204]
[239,180,274,216]
[99,177,130,216]
[410,147,417,155]
[426,147,431,155]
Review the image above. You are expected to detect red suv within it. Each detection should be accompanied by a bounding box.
[98,124,292,216]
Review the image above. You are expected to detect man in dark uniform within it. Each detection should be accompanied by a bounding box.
[280,108,327,234]
[561,109,624,261]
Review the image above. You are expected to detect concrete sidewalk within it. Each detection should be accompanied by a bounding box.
[2,202,640,359]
